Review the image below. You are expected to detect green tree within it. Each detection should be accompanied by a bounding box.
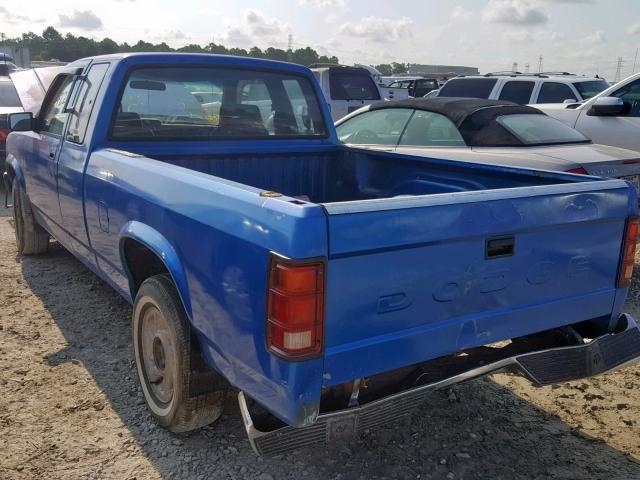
[375,64,392,76]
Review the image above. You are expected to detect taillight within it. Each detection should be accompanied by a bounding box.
[618,216,639,288]
[0,129,10,143]
[266,255,325,360]
[567,167,588,174]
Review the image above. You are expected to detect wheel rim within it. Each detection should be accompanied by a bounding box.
[138,303,176,407]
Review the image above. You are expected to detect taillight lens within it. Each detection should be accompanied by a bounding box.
[266,256,325,360]
[567,167,588,174]
[0,129,10,143]
[618,217,639,288]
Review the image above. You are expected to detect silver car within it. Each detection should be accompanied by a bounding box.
[335,97,640,191]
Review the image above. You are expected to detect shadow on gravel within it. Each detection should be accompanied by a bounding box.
[0,183,12,218]
[19,243,640,480]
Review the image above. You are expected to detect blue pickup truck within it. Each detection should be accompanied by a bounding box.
[4,53,640,455]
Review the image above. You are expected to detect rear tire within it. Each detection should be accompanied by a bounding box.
[12,178,49,255]
[133,274,227,432]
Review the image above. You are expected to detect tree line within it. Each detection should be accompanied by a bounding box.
[0,27,340,67]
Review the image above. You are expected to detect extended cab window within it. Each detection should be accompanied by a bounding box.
[498,81,535,104]
[536,82,577,103]
[112,67,327,140]
[40,75,75,136]
[438,78,497,99]
[66,63,109,143]
[612,79,640,117]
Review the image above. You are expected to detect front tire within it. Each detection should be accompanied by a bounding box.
[12,178,49,255]
[133,274,227,432]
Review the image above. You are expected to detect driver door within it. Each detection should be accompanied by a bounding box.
[575,79,640,150]
[22,74,76,231]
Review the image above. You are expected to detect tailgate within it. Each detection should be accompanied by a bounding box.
[321,180,636,386]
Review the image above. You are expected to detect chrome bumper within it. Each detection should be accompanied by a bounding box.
[239,314,640,456]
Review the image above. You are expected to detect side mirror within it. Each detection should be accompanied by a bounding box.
[587,96,628,116]
[8,112,34,132]
[563,98,578,104]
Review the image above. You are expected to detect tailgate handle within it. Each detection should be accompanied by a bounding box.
[486,236,515,259]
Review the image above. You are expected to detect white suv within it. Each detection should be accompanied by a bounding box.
[437,72,609,105]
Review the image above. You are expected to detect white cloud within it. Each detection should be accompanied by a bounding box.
[58,10,103,31]
[629,23,640,35]
[0,6,43,24]
[215,10,290,48]
[451,5,472,21]
[482,0,548,26]
[582,30,606,45]
[338,16,413,43]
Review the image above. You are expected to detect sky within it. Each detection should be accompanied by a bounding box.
[0,0,639,80]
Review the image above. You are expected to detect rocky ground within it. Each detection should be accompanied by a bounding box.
[1,186,640,479]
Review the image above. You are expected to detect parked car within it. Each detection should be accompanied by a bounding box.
[311,65,382,120]
[536,72,640,151]
[5,53,640,456]
[438,72,609,105]
[335,97,640,191]
[383,77,440,98]
[0,76,24,172]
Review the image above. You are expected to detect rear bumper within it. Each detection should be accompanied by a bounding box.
[239,313,640,456]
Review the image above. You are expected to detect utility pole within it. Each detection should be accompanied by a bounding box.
[633,48,639,74]
[614,56,624,83]
[537,56,543,73]
[511,62,518,73]
[287,34,293,62]
[524,63,530,73]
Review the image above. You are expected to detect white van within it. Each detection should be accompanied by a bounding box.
[311,66,383,121]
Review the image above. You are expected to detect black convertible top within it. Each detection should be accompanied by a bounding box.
[368,97,546,147]
[369,97,541,127]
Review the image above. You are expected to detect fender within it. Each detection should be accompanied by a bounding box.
[119,220,193,320]
[5,153,26,190]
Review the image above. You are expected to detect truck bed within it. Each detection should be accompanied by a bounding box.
[151,147,574,204]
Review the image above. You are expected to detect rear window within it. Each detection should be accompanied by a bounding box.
[496,114,589,145]
[0,81,21,107]
[112,67,327,140]
[329,72,380,101]
[573,80,609,100]
[438,78,497,99]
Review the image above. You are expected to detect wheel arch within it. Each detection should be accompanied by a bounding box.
[4,153,25,191]
[119,221,193,321]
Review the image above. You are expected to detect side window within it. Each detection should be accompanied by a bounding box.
[438,78,497,99]
[612,79,640,117]
[498,81,535,104]
[39,75,75,136]
[537,82,577,103]
[336,108,413,145]
[398,110,466,147]
[66,63,109,144]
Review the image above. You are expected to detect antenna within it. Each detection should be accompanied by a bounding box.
[614,56,624,83]
[287,34,293,52]
[537,55,543,73]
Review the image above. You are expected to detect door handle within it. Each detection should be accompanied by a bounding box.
[49,151,55,159]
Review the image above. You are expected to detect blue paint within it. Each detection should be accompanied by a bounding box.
[5,53,638,427]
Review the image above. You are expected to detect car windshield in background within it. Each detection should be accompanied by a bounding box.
[329,73,381,101]
[112,67,327,140]
[573,80,609,99]
[0,81,22,107]
[497,114,589,145]
[438,78,497,98]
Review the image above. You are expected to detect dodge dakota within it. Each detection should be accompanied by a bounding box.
[4,53,640,455]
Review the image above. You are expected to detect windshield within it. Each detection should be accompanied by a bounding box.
[0,81,21,107]
[329,72,380,101]
[112,67,327,140]
[496,114,589,145]
[573,80,609,99]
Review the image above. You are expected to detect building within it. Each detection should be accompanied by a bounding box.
[407,64,479,80]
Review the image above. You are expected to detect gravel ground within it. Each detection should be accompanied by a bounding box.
[1,185,640,480]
